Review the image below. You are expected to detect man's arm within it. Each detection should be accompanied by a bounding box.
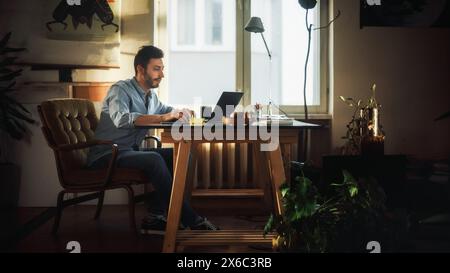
[108,86,144,129]
[133,111,181,126]
[107,86,179,128]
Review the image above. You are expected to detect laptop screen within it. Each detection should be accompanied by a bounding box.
[211,91,244,119]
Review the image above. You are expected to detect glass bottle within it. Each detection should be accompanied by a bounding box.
[361,104,385,156]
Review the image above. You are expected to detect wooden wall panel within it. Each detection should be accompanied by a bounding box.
[72,83,112,101]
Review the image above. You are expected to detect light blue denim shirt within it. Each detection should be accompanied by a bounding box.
[87,77,173,166]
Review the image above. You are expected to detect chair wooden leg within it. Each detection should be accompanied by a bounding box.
[52,190,66,235]
[94,191,105,220]
[124,186,137,233]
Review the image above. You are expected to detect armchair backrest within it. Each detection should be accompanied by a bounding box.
[38,99,99,181]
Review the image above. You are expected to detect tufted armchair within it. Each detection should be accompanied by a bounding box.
[38,99,156,234]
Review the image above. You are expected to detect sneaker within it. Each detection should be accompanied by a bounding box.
[140,214,167,235]
[140,214,186,235]
[190,217,220,231]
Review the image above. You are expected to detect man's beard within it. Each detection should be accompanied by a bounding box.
[144,74,160,88]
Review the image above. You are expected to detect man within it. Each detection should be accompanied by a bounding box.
[87,45,218,234]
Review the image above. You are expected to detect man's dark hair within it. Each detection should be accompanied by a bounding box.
[134,45,164,75]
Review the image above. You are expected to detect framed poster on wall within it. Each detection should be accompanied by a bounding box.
[45,0,120,42]
[0,0,121,68]
[361,0,450,28]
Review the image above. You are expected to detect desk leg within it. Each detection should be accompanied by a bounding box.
[173,142,179,173]
[163,141,191,253]
[185,143,199,202]
[267,145,286,216]
[253,143,274,213]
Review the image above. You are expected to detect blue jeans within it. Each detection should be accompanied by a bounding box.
[88,148,200,227]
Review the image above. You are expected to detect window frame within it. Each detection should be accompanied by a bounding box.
[169,0,236,52]
[155,0,330,116]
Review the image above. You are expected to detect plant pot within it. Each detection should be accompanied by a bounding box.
[0,163,21,251]
[272,234,310,253]
[0,163,21,208]
[361,136,385,156]
[272,235,285,251]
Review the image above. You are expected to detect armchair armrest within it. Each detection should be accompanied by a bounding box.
[55,140,114,151]
[54,140,119,188]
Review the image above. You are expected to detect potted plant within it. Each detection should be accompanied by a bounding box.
[340,84,385,156]
[264,162,407,252]
[0,32,34,250]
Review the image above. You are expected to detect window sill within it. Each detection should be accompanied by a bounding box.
[288,113,332,120]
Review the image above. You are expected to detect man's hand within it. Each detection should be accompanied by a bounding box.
[163,110,181,122]
[163,108,194,122]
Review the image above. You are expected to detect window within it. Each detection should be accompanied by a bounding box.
[250,0,321,109]
[205,0,223,45]
[169,0,235,51]
[157,0,328,115]
[176,0,196,46]
[167,0,236,107]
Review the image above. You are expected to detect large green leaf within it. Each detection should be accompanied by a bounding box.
[0,32,31,141]
[0,68,13,74]
[4,118,24,140]
[265,165,389,252]
[349,186,358,198]
[0,120,8,132]
[0,32,11,49]
[1,104,32,140]
[298,178,308,196]
[1,47,26,54]
[342,170,356,184]
[0,81,16,93]
[10,118,27,135]
[298,202,317,219]
[296,176,313,196]
[3,95,31,114]
[280,183,290,198]
[0,69,22,82]
[264,214,275,236]
[0,57,18,68]
[5,105,35,124]
[0,87,15,93]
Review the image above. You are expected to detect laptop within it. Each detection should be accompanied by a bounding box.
[161,91,243,124]
[209,91,244,120]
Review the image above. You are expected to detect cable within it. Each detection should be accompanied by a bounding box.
[269,101,291,118]
[270,101,309,163]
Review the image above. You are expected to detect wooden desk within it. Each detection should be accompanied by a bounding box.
[137,120,319,252]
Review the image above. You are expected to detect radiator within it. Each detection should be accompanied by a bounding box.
[160,130,300,192]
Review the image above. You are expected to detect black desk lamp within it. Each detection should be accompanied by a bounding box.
[245,17,273,117]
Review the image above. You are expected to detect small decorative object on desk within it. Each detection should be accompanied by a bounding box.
[255,103,262,120]
[190,117,205,125]
[201,106,213,119]
[231,112,250,126]
[263,114,294,126]
[340,84,385,156]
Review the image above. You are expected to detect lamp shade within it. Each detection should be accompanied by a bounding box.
[298,0,317,9]
[244,17,265,33]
